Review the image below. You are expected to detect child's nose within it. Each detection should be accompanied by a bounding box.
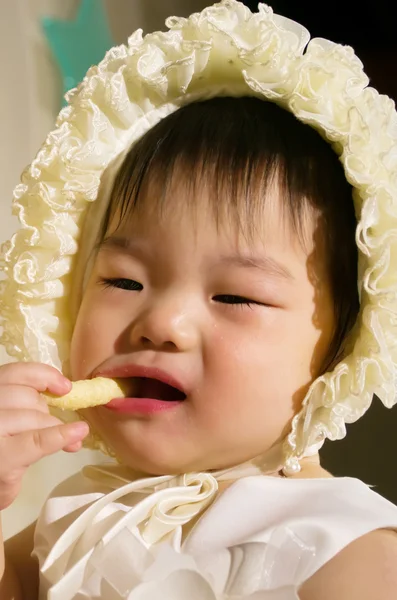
[128,299,200,352]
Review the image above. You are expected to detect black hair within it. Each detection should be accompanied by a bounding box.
[101,96,359,371]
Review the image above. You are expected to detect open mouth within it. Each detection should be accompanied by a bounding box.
[128,376,187,402]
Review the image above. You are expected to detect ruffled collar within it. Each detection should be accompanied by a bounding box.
[79,452,285,545]
[39,459,302,599]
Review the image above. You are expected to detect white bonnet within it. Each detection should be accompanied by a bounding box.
[1,1,397,472]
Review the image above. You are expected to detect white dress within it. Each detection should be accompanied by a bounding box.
[33,463,397,600]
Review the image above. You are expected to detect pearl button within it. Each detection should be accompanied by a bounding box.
[282,458,301,477]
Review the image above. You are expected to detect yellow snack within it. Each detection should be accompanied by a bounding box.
[44,377,127,410]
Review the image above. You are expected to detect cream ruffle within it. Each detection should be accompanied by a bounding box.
[1,1,397,468]
[36,463,312,599]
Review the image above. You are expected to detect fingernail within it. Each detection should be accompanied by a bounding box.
[66,441,83,452]
[59,377,73,391]
[68,422,89,437]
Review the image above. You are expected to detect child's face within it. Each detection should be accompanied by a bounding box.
[71,180,335,474]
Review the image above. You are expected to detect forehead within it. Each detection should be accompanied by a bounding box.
[106,169,319,271]
[108,157,316,250]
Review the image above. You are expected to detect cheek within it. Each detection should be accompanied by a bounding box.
[204,317,283,404]
[205,311,321,412]
[196,322,297,449]
[70,292,120,379]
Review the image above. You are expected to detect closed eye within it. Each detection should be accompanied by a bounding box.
[213,294,260,308]
[100,278,143,291]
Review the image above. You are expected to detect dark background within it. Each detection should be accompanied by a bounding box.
[243,1,397,99]
[243,0,397,504]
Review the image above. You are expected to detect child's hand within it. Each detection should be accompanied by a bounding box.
[0,363,89,511]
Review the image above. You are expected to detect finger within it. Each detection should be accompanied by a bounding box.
[0,409,65,436]
[0,363,71,395]
[0,385,50,414]
[63,440,83,453]
[4,422,90,469]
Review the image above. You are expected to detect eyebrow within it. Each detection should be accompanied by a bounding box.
[219,254,294,281]
[98,236,143,253]
[99,236,294,281]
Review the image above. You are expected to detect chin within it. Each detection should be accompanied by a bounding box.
[99,435,192,475]
[113,446,248,476]
[117,450,196,476]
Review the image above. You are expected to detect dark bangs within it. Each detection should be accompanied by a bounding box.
[102,97,341,237]
[101,96,359,370]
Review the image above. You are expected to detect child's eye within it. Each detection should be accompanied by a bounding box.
[213,294,259,308]
[100,278,143,291]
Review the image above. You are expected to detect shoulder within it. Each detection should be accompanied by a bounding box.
[299,528,397,600]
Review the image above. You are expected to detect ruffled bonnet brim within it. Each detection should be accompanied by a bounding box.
[1,0,397,472]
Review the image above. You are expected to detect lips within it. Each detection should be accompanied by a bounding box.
[129,376,186,401]
[92,364,188,402]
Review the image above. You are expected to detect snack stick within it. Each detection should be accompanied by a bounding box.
[44,377,126,410]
